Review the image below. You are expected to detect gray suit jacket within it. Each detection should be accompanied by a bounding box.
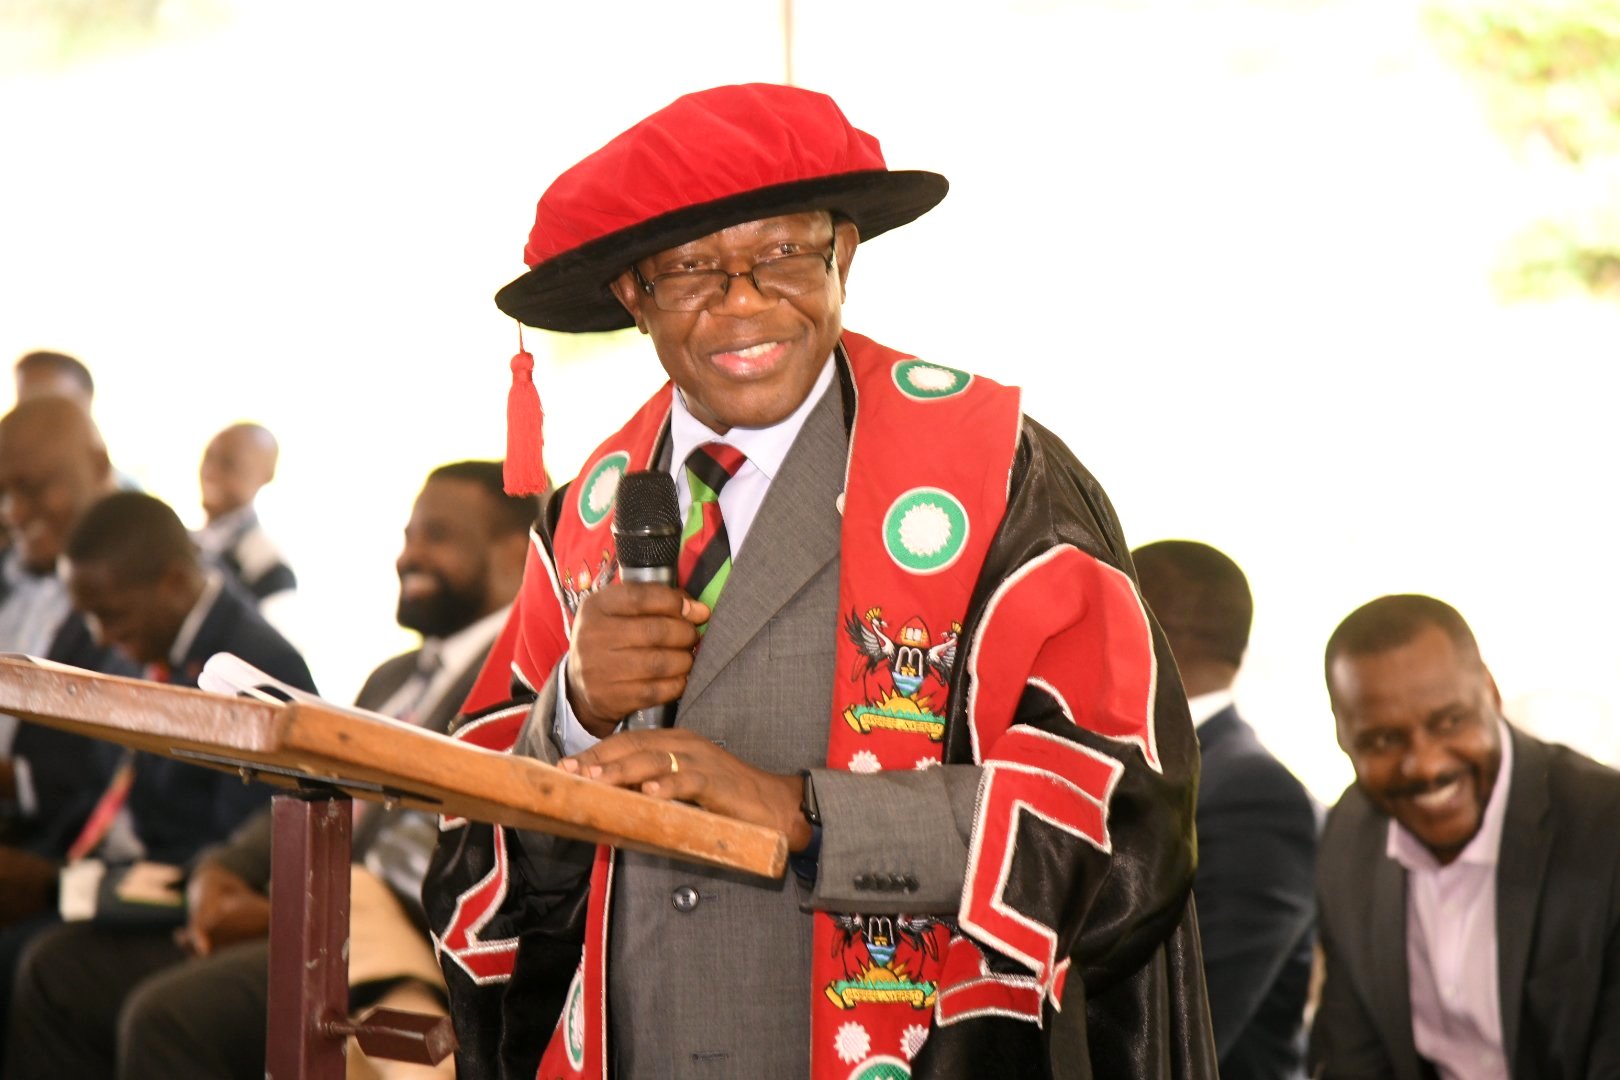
[1309,724,1620,1080]
[516,380,984,1079]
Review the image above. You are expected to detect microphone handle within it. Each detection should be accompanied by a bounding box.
[618,561,677,730]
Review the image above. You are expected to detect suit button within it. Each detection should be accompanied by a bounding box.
[671,886,700,913]
[902,874,919,893]
[854,874,872,890]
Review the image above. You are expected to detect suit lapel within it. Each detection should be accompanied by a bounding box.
[1366,840,1422,1078]
[355,653,417,714]
[1495,725,1552,1069]
[678,379,845,713]
[423,648,490,735]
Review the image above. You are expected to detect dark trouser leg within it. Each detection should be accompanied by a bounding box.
[0,911,61,1066]
[118,938,270,1080]
[3,921,183,1080]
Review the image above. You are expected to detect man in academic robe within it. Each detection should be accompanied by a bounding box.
[425,83,1218,1080]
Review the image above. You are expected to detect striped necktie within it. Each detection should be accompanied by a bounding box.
[679,442,748,622]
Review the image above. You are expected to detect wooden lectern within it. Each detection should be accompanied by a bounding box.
[0,657,786,1079]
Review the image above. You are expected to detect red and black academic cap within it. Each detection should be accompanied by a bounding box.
[493,83,949,333]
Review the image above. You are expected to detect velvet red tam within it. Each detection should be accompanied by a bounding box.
[493,82,948,333]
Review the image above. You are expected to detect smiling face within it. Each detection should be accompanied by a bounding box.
[395,476,520,639]
[199,424,277,522]
[64,558,194,666]
[608,212,857,434]
[1330,622,1504,864]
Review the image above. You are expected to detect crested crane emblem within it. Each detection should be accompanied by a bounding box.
[842,606,960,742]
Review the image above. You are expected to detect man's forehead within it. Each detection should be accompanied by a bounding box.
[0,432,79,473]
[647,211,834,258]
[1332,642,1481,720]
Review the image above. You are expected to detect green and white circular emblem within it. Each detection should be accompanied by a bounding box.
[892,359,972,400]
[576,451,630,529]
[849,1057,911,1080]
[883,488,969,575]
[564,966,586,1069]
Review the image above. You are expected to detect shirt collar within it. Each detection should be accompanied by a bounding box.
[425,604,510,680]
[1187,689,1234,729]
[196,505,258,549]
[1386,717,1515,872]
[667,355,836,481]
[169,570,224,668]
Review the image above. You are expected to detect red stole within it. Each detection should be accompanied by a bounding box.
[486,332,1022,1079]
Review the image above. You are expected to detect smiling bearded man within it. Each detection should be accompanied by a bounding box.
[423,83,1217,1080]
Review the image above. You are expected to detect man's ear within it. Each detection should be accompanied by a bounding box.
[833,219,859,301]
[608,271,649,334]
[89,446,113,491]
[155,559,198,619]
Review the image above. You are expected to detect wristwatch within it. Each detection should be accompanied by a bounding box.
[792,770,823,887]
[798,769,822,827]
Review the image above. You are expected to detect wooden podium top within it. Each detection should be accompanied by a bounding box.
[0,656,785,879]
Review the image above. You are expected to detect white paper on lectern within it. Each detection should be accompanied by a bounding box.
[198,652,401,724]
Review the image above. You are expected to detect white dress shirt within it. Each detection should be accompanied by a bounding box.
[1387,719,1515,1080]
[1186,689,1234,730]
[0,553,73,769]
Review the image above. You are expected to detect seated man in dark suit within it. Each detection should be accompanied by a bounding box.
[0,490,317,1078]
[1134,540,1318,1080]
[5,462,535,1080]
[1310,594,1620,1079]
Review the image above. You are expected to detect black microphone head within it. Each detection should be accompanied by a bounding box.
[613,470,681,570]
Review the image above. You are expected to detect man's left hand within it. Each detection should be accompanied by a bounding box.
[560,729,814,852]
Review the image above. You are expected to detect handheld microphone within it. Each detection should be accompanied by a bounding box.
[612,470,682,731]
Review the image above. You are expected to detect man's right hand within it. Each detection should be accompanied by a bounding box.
[179,862,269,957]
[565,582,710,739]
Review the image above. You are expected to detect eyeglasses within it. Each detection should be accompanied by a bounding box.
[630,241,836,313]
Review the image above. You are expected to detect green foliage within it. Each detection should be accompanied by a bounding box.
[0,0,225,72]
[1427,0,1620,299]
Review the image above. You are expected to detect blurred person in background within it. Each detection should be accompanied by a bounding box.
[4,462,534,1080]
[11,350,139,492]
[13,350,94,411]
[1310,594,1620,1079]
[1133,540,1317,1080]
[195,421,295,606]
[0,399,135,989]
[3,489,317,1079]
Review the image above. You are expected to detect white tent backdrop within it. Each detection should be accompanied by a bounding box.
[3,0,1615,802]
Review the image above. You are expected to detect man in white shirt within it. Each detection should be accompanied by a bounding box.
[1310,593,1620,1079]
